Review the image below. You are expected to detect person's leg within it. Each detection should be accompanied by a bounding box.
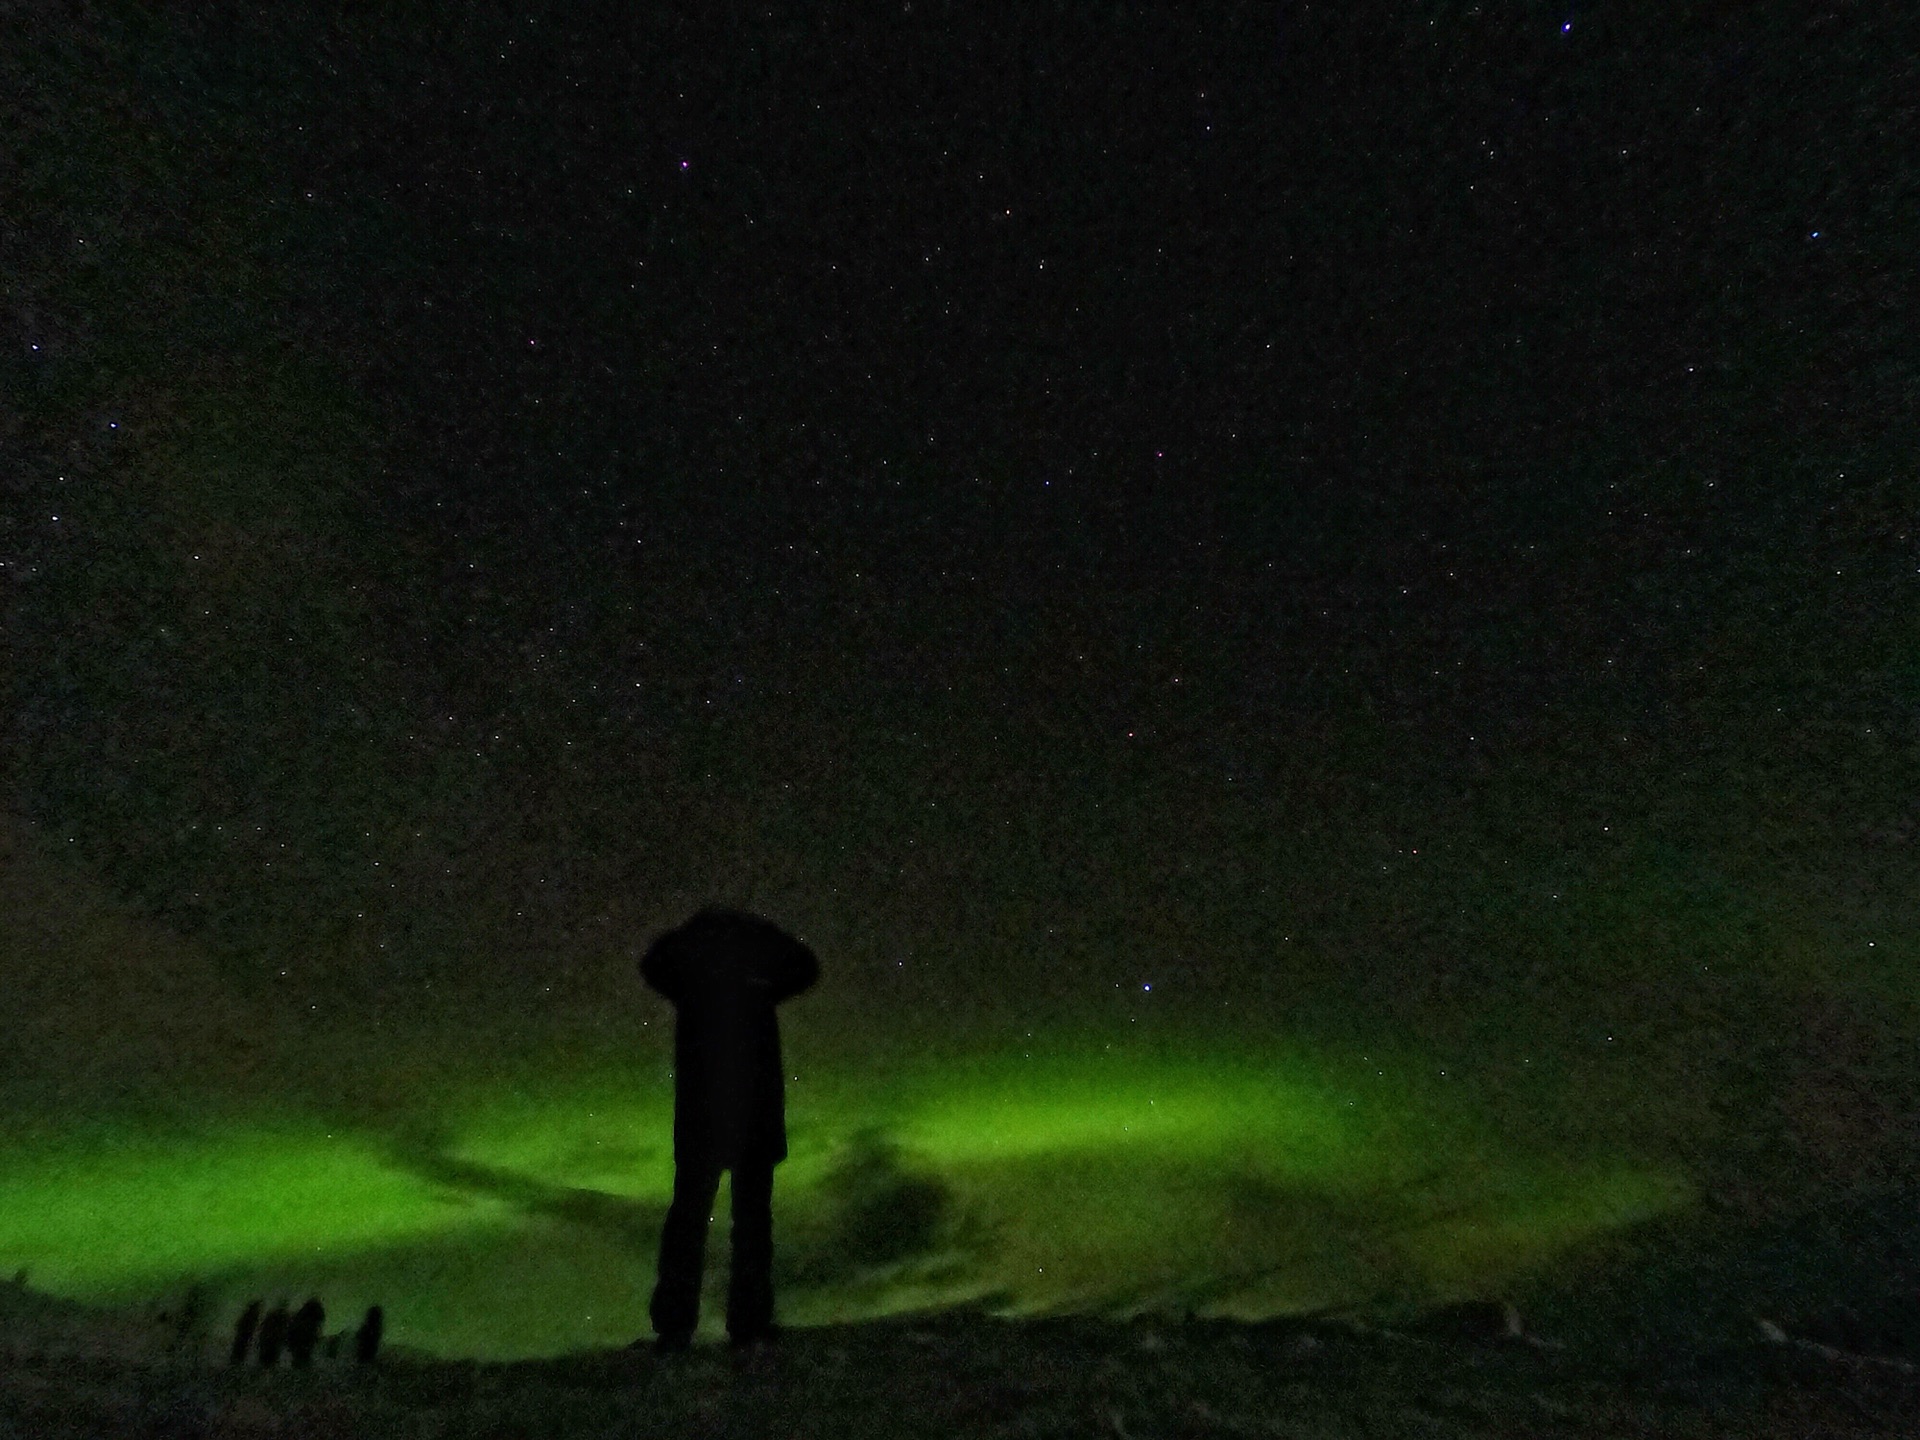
[726,1157,777,1342]
[650,1159,724,1342]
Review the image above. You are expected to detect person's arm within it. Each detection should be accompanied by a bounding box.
[639,929,685,1003]
[770,934,819,1003]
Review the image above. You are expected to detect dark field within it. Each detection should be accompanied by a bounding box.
[7,1183,1920,1439]
[5,1291,1918,1440]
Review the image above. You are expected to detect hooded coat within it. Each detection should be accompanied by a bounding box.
[640,907,819,1167]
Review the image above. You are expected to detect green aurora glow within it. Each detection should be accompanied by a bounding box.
[0,1038,1687,1359]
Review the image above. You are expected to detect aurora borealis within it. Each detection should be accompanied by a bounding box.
[4,2,1916,1358]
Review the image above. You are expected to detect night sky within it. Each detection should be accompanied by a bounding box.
[5,1,1917,1197]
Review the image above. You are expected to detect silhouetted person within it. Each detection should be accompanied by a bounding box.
[286,1297,325,1368]
[229,1300,263,1366]
[641,906,818,1351]
[355,1304,384,1364]
[256,1301,290,1368]
[160,1282,209,1357]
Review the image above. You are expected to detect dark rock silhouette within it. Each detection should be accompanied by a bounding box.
[641,906,818,1349]
[355,1304,384,1363]
[255,1301,290,1368]
[286,1296,325,1368]
[229,1299,262,1366]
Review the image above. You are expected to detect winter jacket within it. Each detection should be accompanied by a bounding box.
[640,907,819,1166]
